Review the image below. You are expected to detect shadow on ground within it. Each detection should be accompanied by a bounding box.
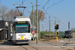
[0,41,29,46]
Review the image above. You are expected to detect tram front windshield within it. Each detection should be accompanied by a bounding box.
[15,24,30,33]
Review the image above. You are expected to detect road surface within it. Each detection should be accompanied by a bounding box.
[0,37,75,50]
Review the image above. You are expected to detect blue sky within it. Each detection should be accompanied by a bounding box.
[0,0,75,32]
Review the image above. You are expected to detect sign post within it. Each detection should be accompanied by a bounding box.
[31,30,35,41]
[68,21,70,30]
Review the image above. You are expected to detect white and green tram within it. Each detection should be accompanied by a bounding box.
[12,16,32,44]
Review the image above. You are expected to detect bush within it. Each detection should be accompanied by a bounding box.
[40,32,45,39]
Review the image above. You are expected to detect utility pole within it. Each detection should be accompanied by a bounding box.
[28,0,47,44]
[32,5,34,41]
[38,16,40,40]
[36,0,38,44]
[49,16,51,38]
[42,24,43,31]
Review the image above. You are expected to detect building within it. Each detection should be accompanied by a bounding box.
[0,20,12,40]
[71,28,75,37]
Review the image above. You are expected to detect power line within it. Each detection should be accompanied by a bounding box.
[13,0,31,5]
[17,0,20,4]
[42,9,64,24]
[41,0,64,24]
[14,0,63,24]
[29,0,47,6]
[39,0,47,6]
[17,0,26,4]
[42,0,50,8]
[46,0,63,11]
[23,0,26,3]
[42,0,63,18]
[22,0,26,4]
[41,8,61,23]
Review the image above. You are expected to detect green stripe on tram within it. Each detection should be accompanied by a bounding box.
[16,24,28,27]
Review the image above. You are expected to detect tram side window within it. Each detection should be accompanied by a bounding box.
[27,24,30,33]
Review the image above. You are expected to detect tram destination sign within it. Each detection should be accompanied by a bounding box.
[15,21,28,24]
[17,22,26,23]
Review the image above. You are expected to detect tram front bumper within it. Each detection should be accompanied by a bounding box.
[15,40,31,44]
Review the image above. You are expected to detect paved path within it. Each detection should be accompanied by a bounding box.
[0,46,66,50]
[0,38,75,50]
[0,39,75,47]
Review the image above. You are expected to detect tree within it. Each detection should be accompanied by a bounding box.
[34,10,45,21]
[0,2,2,14]
[30,10,45,26]
[0,6,8,20]
[0,4,22,21]
[37,10,45,39]
[5,9,21,21]
[30,9,45,39]
[0,8,2,17]
[30,11,36,26]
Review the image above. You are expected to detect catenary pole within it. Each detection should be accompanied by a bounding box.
[38,15,40,40]
[49,16,51,38]
[32,5,34,41]
[36,0,38,44]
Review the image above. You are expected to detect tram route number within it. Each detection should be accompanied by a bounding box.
[18,34,25,36]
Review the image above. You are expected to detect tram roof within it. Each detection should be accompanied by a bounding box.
[13,16,30,21]
[13,16,30,18]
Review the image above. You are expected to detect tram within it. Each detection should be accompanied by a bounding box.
[12,16,31,44]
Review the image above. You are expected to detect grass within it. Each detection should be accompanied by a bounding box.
[59,38,67,40]
[43,38,67,41]
[73,36,75,37]
[41,31,55,34]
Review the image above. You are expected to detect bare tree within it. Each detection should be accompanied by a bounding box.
[5,9,22,21]
[0,6,8,20]
[0,8,2,17]
[30,10,45,26]
[29,9,45,39]
[0,4,22,21]
[30,9,45,26]
[35,10,45,39]
[34,10,45,21]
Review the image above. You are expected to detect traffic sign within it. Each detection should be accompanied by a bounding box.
[31,30,35,35]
